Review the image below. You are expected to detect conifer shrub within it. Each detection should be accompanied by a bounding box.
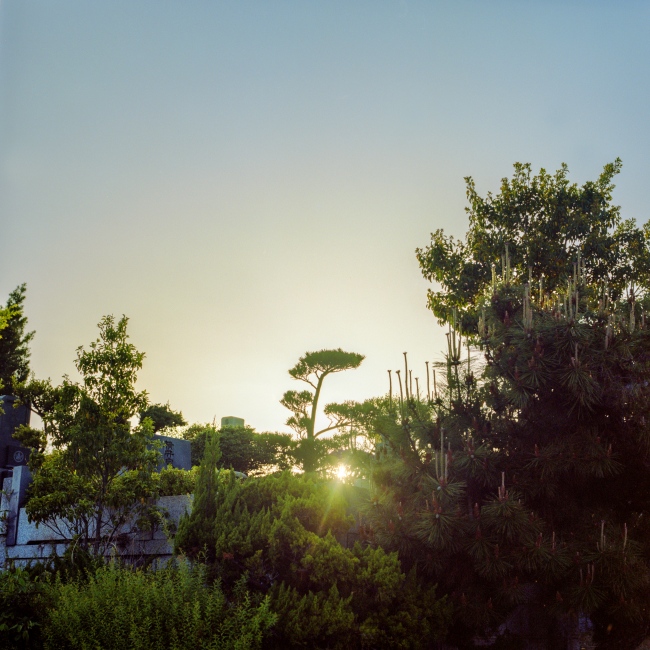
[174,440,452,649]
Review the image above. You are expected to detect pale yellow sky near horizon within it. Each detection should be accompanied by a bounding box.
[2,1,649,433]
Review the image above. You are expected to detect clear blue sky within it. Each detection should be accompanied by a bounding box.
[1,1,649,432]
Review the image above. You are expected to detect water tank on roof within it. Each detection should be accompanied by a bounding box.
[221,416,244,428]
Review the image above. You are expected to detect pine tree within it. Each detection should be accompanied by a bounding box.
[281,349,365,472]
[362,293,650,646]
[359,163,650,647]
[173,469,452,648]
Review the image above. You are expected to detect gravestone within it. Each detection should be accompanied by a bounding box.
[0,397,34,548]
[0,396,31,469]
[152,434,191,471]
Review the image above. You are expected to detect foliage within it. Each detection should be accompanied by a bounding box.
[281,348,365,472]
[174,469,451,648]
[174,431,222,562]
[0,565,52,650]
[416,160,650,330]
[219,426,296,475]
[42,561,276,650]
[139,401,186,432]
[14,316,160,555]
[184,423,296,473]
[354,162,650,646]
[360,307,650,643]
[0,284,34,396]
[182,422,218,466]
[156,465,198,496]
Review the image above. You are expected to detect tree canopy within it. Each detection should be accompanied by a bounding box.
[348,160,650,646]
[0,284,34,396]
[281,348,364,472]
[183,422,295,474]
[139,402,186,432]
[416,160,650,331]
[15,315,159,555]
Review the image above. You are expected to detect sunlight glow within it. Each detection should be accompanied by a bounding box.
[336,464,348,480]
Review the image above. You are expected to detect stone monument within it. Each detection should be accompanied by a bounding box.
[152,434,192,471]
[0,396,33,549]
[0,395,31,485]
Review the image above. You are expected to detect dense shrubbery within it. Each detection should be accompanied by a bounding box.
[0,565,52,650]
[1,468,450,650]
[173,439,452,649]
[42,562,275,650]
[156,465,198,496]
[0,562,274,650]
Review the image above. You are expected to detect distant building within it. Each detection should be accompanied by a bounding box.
[221,416,244,428]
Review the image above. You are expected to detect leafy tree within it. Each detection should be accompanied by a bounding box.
[139,401,186,432]
[356,162,650,647]
[14,316,160,556]
[218,426,296,475]
[181,422,218,466]
[0,284,34,396]
[416,160,650,330]
[183,423,296,472]
[281,349,365,472]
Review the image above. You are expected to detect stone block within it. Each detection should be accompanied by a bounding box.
[153,494,192,540]
[0,476,11,536]
[4,466,32,546]
[152,435,192,471]
[16,510,73,545]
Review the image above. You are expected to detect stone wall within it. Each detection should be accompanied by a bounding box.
[0,466,192,568]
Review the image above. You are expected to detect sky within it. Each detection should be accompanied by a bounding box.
[1,1,649,434]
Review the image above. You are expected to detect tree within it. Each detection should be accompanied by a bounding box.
[182,423,296,472]
[14,316,159,555]
[416,160,650,331]
[0,284,34,396]
[357,162,650,646]
[174,431,221,562]
[218,425,296,475]
[182,422,218,467]
[139,402,186,432]
[281,349,364,472]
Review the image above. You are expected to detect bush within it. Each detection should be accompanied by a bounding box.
[156,466,197,496]
[174,468,452,648]
[42,561,276,650]
[0,565,52,650]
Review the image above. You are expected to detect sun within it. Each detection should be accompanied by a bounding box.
[335,464,348,480]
